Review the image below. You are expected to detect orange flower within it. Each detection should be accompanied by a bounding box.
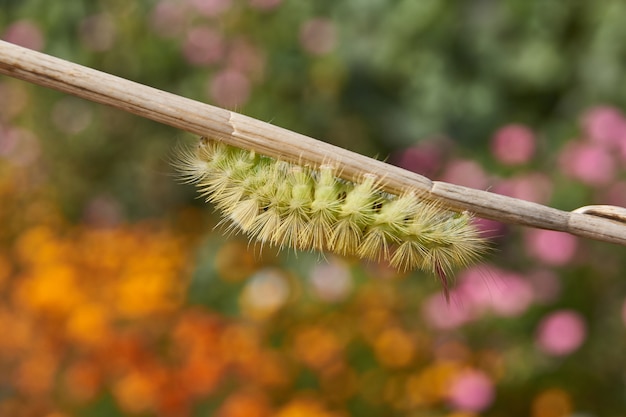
[532,388,572,417]
[292,326,344,370]
[17,265,84,316]
[14,348,58,396]
[372,327,416,368]
[405,361,463,408]
[65,303,111,346]
[216,391,272,417]
[62,361,102,403]
[275,396,345,417]
[112,368,164,415]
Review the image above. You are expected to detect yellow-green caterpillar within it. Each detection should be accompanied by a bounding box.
[175,137,486,293]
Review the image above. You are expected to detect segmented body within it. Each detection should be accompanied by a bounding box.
[175,137,486,287]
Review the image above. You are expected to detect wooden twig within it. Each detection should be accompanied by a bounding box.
[0,40,625,246]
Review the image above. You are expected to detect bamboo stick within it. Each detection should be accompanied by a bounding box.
[0,40,624,246]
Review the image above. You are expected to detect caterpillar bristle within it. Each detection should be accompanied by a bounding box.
[224,198,259,231]
[308,164,342,250]
[358,194,418,261]
[171,142,212,184]
[175,137,487,287]
[390,240,428,271]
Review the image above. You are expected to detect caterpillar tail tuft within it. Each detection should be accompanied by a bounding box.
[174,137,488,295]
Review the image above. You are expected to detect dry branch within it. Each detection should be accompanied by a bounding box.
[0,40,625,246]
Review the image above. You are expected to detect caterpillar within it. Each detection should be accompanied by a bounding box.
[175,136,486,295]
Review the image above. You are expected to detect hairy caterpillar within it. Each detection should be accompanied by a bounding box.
[175,137,486,295]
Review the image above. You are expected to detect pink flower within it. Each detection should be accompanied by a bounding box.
[299,18,336,55]
[394,144,443,178]
[227,39,266,80]
[3,20,44,51]
[208,69,251,108]
[491,124,536,165]
[472,217,505,240]
[422,291,474,330]
[536,310,586,356]
[493,173,552,204]
[79,14,116,52]
[456,266,534,317]
[559,141,616,186]
[448,370,495,412]
[183,27,225,66]
[83,195,124,227]
[526,270,561,304]
[488,273,534,317]
[0,127,40,167]
[189,0,232,17]
[440,159,489,189]
[151,0,188,38]
[604,181,626,207]
[620,139,626,163]
[422,265,536,327]
[581,106,626,149]
[454,266,497,313]
[525,229,578,266]
[309,260,352,302]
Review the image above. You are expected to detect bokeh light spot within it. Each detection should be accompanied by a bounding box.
[536,310,586,356]
[209,69,251,108]
[447,369,495,412]
[491,124,536,165]
[299,18,337,55]
[525,229,578,266]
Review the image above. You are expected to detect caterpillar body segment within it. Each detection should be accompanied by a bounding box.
[175,137,486,281]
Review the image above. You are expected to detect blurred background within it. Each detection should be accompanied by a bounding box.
[1,1,626,416]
